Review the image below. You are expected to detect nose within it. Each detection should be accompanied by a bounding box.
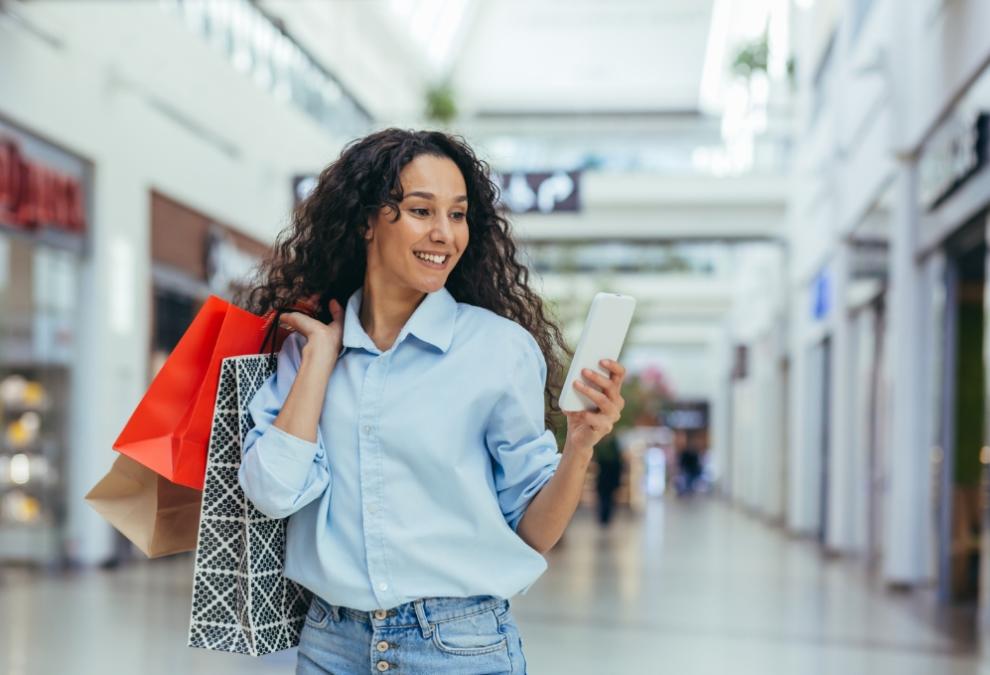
[430,212,455,242]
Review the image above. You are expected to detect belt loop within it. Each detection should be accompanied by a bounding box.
[413,599,433,639]
[329,603,340,623]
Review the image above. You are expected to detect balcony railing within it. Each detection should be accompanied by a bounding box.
[159,0,371,138]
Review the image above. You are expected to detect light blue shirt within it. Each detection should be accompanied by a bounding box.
[238,285,562,611]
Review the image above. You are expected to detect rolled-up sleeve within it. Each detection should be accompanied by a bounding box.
[238,332,331,519]
[484,329,562,531]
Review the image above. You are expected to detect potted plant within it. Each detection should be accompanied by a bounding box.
[424,80,458,126]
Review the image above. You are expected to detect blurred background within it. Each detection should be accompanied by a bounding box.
[1,0,989,673]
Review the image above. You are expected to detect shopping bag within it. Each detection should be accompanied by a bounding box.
[112,296,297,490]
[84,454,202,558]
[187,354,311,656]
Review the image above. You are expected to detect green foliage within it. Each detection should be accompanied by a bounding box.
[425,81,458,125]
[615,365,673,432]
[731,32,769,79]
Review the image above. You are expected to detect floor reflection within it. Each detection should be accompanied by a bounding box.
[0,497,984,675]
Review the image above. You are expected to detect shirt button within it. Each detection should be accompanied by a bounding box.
[367,502,379,514]
[373,609,387,620]
[377,662,390,672]
[376,640,389,652]
[378,582,388,591]
[363,425,371,434]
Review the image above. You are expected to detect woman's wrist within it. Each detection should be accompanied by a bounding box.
[301,341,337,372]
[561,440,593,465]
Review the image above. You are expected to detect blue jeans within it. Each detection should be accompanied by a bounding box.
[296,594,528,674]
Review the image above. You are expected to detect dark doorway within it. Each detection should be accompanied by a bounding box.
[938,220,987,605]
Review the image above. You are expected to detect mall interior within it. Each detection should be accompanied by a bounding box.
[3,0,990,673]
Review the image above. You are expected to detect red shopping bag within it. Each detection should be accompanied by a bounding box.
[113,296,303,490]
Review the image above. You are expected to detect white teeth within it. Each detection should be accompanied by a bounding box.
[415,252,447,265]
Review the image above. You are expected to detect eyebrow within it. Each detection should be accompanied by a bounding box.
[405,191,468,202]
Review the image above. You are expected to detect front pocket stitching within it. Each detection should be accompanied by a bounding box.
[432,602,501,625]
[432,630,508,656]
[431,610,508,656]
[305,599,330,628]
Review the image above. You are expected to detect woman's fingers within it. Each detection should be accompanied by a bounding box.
[279,311,322,334]
[580,368,609,388]
[581,367,623,404]
[573,379,617,416]
[566,361,629,441]
[328,298,343,321]
[600,359,626,383]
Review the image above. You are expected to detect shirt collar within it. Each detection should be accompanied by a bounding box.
[341,285,457,355]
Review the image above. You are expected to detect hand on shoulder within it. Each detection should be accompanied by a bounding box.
[280,298,345,364]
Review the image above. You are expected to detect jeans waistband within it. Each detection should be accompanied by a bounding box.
[316,595,509,638]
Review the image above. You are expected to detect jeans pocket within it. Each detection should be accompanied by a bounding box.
[305,596,330,629]
[432,609,509,656]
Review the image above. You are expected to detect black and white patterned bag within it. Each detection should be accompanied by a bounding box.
[187,354,312,656]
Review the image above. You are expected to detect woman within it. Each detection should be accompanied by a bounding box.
[237,128,626,674]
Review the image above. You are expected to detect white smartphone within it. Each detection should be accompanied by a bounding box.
[558,292,636,413]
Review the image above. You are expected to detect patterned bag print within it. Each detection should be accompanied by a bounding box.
[187,354,312,656]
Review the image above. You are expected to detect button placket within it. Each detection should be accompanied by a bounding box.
[360,353,395,607]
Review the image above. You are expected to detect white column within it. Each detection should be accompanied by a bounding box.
[765,319,787,522]
[787,287,817,534]
[880,0,932,585]
[708,329,733,497]
[65,134,152,566]
[826,241,857,552]
[882,160,930,584]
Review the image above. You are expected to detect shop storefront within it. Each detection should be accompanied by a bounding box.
[149,191,268,374]
[916,63,990,613]
[0,118,90,565]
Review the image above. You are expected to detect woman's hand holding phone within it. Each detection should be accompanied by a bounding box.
[556,292,635,454]
[562,359,626,454]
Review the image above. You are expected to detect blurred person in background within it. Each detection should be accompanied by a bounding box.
[675,429,704,496]
[235,128,627,674]
[593,431,623,526]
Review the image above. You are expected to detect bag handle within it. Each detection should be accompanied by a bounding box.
[259,293,324,371]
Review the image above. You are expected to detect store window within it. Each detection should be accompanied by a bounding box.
[149,191,267,380]
[0,121,89,564]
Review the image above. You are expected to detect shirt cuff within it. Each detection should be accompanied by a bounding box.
[508,452,562,532]
[253,424,324,493]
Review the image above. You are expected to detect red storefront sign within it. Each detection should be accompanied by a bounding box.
[0,137,86,235]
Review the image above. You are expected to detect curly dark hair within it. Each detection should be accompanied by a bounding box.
[236,127,572,433]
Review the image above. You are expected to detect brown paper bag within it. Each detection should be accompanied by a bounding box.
[85,453,202,558]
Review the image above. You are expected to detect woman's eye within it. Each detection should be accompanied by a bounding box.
[411,208,466,220]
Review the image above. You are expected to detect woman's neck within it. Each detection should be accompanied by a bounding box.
[359,280,426,352]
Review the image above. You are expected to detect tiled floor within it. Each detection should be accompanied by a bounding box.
[2,497,988,674]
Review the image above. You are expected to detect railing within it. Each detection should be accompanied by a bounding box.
[159,0,371,138]
[524,241,729,275]
[477,132,791,177]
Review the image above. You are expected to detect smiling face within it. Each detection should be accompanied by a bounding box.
[364,153,470,295]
